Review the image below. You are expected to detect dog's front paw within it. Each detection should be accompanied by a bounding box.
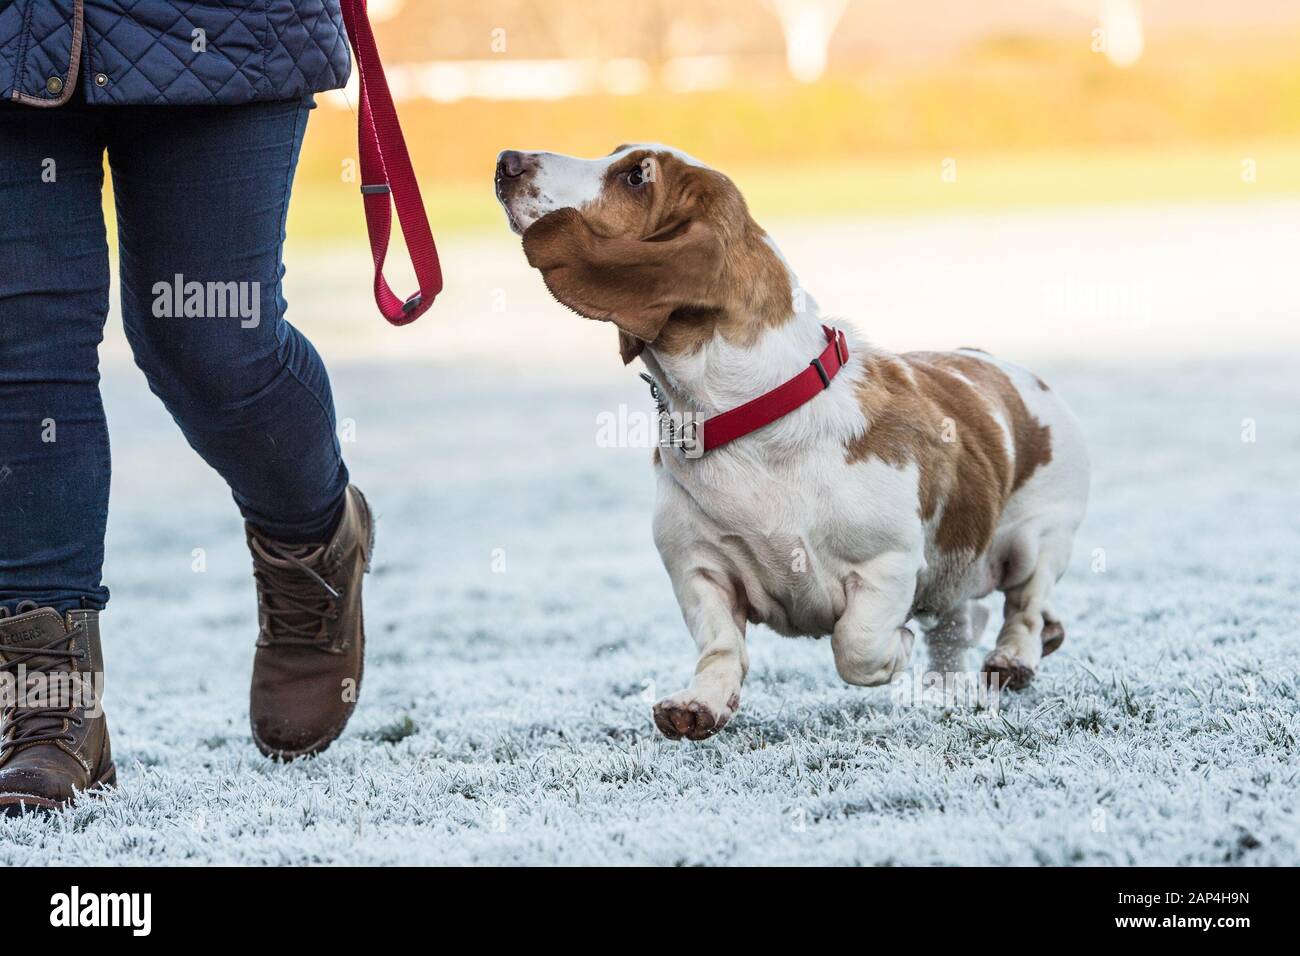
[653,690,738,741]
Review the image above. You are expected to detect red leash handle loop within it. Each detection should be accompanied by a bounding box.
[341,0,442,325]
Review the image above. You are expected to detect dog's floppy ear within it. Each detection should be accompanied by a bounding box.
[617,330,645,365]
[522,207,724,365]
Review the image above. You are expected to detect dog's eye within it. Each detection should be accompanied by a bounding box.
[626,166,646,187]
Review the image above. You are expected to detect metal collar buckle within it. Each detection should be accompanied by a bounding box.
[641,372,701,454]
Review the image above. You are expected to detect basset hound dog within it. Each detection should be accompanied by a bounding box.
[496,144,1090,740]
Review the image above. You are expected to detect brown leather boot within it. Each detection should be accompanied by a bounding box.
[0,603,115,816]
[247,485,374,760]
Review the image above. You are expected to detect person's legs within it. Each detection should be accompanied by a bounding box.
[0,103,117,814]
[0,104,112,613]
[106,97,349,542]
[106,98,367,760]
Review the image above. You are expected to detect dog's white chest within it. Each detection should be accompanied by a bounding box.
[653,448,924,638]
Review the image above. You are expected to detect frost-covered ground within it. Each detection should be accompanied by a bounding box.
[2,358,1296,866]
[5,203,1299,865]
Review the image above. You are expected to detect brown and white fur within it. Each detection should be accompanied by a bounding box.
[496,145,1090,740]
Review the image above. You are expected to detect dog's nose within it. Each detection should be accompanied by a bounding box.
[497,150,529,179]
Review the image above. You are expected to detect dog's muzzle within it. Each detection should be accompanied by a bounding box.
[495,150,538,233]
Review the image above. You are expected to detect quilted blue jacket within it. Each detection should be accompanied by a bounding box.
[0,0,350,107]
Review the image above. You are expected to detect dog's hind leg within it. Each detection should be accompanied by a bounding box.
[653,570,749,741]
[982,536,1069,690]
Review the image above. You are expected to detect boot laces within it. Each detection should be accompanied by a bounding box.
[250,537,342,649]
[0,601,85,755]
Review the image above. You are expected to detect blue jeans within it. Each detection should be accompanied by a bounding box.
[0,95,349,614]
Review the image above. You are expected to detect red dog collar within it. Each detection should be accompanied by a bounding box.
[648,325,850,455]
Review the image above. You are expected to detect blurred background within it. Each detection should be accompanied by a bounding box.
[72,2,1300,864]
[94,0,1300,367]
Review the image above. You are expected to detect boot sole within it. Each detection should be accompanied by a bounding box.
[252,488,373,762]
[0,763,117,817]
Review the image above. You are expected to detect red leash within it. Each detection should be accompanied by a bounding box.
[341,0,442,325]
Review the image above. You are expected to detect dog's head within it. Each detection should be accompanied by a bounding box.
[495,144,793,363]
